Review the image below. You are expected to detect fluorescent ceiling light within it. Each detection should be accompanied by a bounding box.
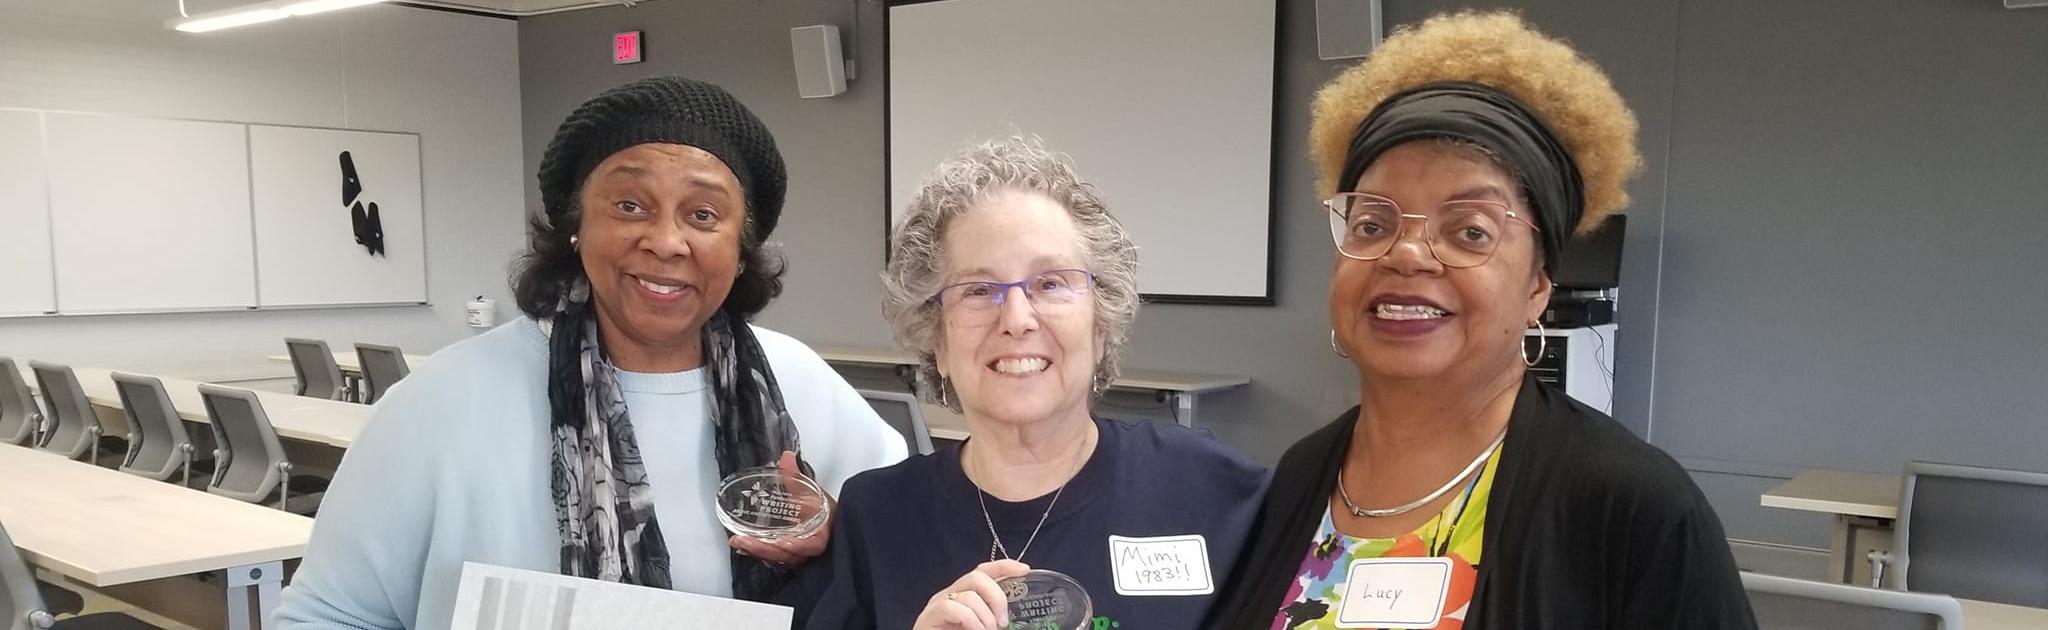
[282,0,388,16]
[167,0,387,33]
[172,7,288,32]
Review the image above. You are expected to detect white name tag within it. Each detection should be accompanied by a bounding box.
[1107,534,1214,596]
[1334,557,1453,629]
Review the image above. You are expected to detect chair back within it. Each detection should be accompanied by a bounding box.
[26,362,96,461]
[1895,460,2048,607]
[0,520,56,630]
[1742,571,1960,630]
[0,359,41,446]
[353,343,411,405]
[111,373,193,482]
[198,385,287,504]
[854,388,935,456]
[285,338,346,401]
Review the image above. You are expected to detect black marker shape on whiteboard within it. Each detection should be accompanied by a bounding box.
[340,151,364,206]
[352,201,385,257]
[340,150,385,257]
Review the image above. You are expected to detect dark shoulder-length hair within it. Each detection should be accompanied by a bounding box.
[509,196,785,321]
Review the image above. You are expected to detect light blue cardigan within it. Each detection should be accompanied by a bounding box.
[274,318,907,629]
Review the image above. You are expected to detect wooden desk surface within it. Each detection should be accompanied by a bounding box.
[812,345,1249,394]
[1760,469,1901,520]
[25,363,369,449]
[809,344,916,368]
[0,445,312,586]
[267,351,430,374]
[1112,368,1252,394]
[1961,598,2048,630]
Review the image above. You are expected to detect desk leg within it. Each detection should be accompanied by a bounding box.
[1171,392,1195,427]
[225,561,284,630]
[1829,515,1855,583]
[1827,515,1896,585]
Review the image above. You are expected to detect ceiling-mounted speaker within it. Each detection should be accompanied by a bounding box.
[1315,0,1382,60]
[791,25,848,99]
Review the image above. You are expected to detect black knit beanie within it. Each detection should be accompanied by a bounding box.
[537,76,787,238]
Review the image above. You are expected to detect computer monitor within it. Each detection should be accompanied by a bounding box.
[1553,214,1626,290]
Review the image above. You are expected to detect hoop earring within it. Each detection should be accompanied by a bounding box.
[1523,321,1548,367]
[1330,330,1349,359]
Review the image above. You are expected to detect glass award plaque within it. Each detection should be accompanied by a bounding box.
[998,569,1092,630]
[714,466,830,539]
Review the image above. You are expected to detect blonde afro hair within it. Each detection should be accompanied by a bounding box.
[1310,10,1641,234]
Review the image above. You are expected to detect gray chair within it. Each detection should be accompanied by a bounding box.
[0,359,42,447]
[1,520,158,630]
[197,385,323,515]
[353,343,410,405]
[108,374,197,486]
[854,388,935,456]
[25,363,114,466]
[0,516,60,630]
[1889,461,2048,607]
[1742,572,1961,630]
[284,338,346,401]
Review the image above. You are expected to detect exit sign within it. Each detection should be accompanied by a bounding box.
[613,31,643,64]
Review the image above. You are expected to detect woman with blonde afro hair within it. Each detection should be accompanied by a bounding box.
[1206,11,1754,630]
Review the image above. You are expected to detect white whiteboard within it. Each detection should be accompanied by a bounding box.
[0,110,54,315]
[888,0,1276,302]
[45,113,257,313]
[0,110,430,317]
[251,126,426,306]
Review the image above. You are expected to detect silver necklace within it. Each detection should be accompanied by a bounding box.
[979,482,1065,563]
[1337,426,1507,518]
[972,436,1090,564]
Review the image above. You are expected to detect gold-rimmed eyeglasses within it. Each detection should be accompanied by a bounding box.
[1323,192,1540,268]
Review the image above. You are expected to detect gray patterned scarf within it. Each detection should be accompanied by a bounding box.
[544,279,813,600]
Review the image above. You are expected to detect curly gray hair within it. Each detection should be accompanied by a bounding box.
[881,135,1140,411]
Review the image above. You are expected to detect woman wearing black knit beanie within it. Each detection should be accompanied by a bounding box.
[276,76,908,630]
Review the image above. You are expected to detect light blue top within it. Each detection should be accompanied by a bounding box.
[274,318,908,630]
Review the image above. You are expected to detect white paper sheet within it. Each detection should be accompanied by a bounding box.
[449,562,793,630]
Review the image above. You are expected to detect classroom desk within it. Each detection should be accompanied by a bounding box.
[22,363,369,449]
[811,344,1249,427]
[1961,597,2048,630]
[920,401,969,442]
[1761,469,1901,585]
[266,350,429,377]
[0,445,310,630]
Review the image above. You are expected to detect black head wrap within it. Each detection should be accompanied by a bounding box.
[1339,81,1582,276]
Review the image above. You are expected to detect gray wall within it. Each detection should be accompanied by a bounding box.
[518,0,2048,550]
[1653,0,2048,547]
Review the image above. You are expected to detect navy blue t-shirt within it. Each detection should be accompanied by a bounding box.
[795,418,1270,629]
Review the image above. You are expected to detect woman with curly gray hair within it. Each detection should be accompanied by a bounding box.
[795,136,1268,630]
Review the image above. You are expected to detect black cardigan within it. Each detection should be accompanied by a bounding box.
[1205,375,1756,629]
